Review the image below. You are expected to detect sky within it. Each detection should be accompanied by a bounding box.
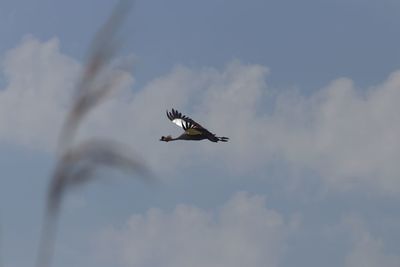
[0,0,400,267]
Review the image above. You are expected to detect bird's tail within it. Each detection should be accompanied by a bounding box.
[217,136,229,142]
[208,134,229,142]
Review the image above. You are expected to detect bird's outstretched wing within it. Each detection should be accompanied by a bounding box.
[165,108,228,141]
[166,109,203,131]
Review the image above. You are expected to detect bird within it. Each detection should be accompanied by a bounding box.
[160,109,229,143]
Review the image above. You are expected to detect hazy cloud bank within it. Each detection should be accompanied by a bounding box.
[95,192,294,267]
[93,194,398,267]
[2,37,400,193]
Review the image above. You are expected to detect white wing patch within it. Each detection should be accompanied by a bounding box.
[172,118,185,128]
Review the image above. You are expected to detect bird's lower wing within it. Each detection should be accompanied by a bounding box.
[186,128,203,136]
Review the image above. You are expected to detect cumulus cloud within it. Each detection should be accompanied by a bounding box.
[2,37,400,192]
[83,60,270,175]
[266,75,400,193]
[0,36,80,149]
[62,57,400,193]
[95,192,292,267]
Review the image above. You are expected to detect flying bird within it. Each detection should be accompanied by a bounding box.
[160,109,229,143]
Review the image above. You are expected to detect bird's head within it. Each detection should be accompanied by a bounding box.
[160,135,172,142]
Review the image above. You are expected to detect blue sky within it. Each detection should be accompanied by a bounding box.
[0,1,400,267]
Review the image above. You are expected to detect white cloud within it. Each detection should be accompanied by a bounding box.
[0,36,79,149]
[95,192,292,267]
[82,60,271,175]
[343,216,400,267]
[88,61,400,193]
[266,74,400,193]
[2,37,400,193]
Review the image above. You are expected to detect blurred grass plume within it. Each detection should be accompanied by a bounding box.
[35,1,153,267]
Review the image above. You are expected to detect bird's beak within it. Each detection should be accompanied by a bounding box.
[160,135,170,142]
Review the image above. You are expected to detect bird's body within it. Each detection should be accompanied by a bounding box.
[160,109,229,143]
